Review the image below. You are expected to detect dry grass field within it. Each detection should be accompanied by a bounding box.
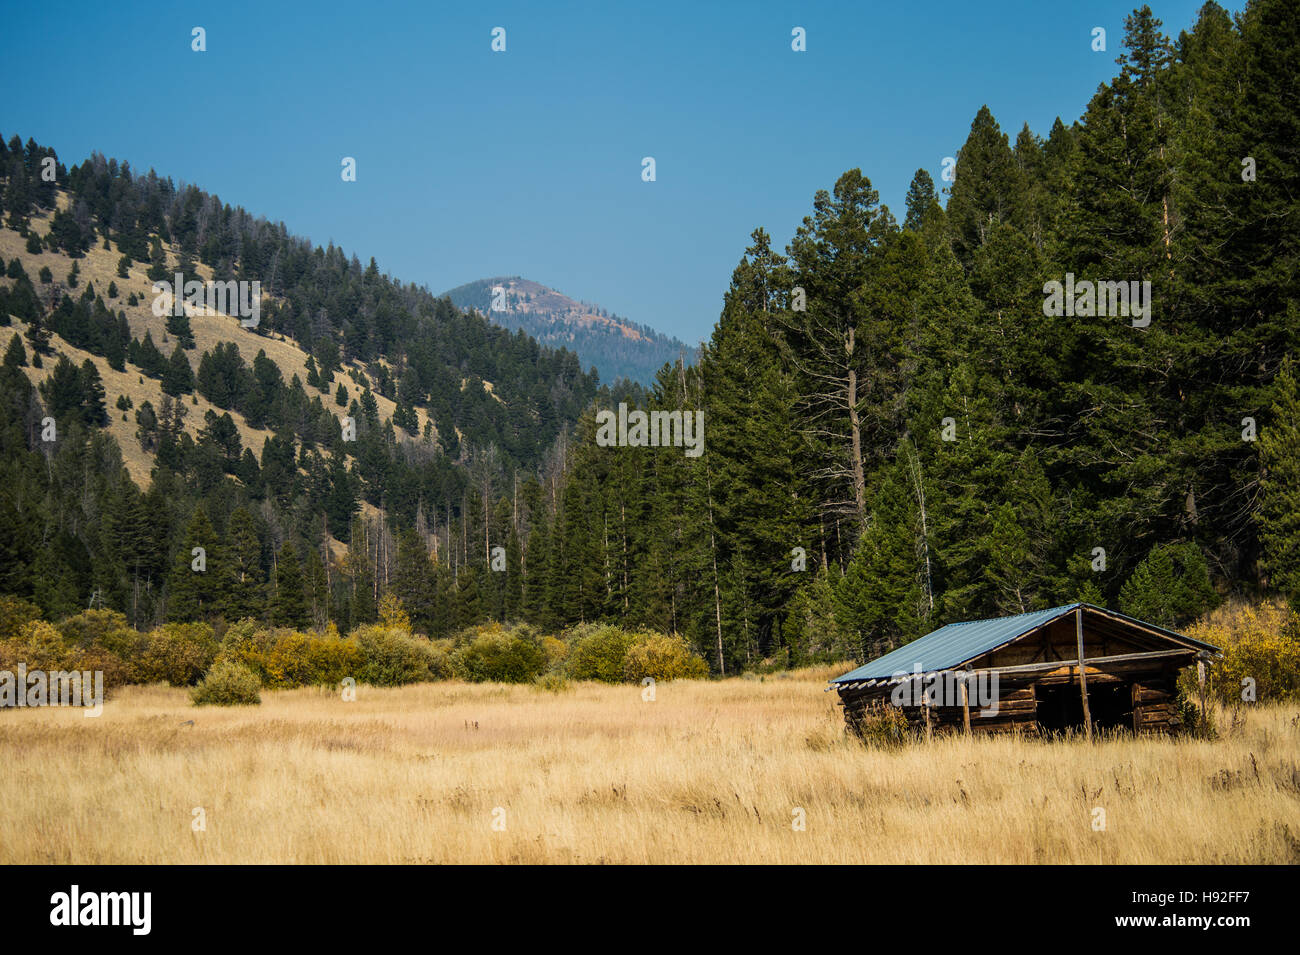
[1,666,1298,864]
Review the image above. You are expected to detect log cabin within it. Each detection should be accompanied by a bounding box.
[830,603,1219,738]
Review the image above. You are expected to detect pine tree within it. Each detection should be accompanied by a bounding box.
[78,359,108,427]
[903,169,939,232]
[306,547,330,631]
[1259,359,1300,605]
[3,333,26,368]
[166,310,195,349]
[146,236,169,281]
[219,506,265,620]
[945,105,1027,268]
[24,313,51,356]
[38,355,84,420]
[168,506,216,621]
[270,542,309,629]
[162,346,194,396]
[1119,541,1218,629]
[392,529,437,634]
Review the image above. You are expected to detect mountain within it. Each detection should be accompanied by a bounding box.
[0,134,602,627]
[444,276,694,386]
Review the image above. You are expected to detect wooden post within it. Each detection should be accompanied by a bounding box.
[1076,607,1092,741]
[960,672,972,736]
[923,699,932,742]
[1197,657,1208,737]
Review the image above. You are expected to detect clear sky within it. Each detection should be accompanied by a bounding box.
[2,0,1238,345]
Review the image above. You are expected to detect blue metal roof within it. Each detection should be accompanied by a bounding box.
[829,603,1219,685]
[831,604,1082,684]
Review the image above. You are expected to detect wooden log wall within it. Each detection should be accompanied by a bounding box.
[839,668,1192,738]
[839,684,1040,737]
[1129,671,1183,735]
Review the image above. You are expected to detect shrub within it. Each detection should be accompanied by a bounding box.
[540,635,567,670]
[0,595,44,642]
[426,640,460,681]
[564,624,637,683]
[1218,631,1300,704]
[138,623,218,686]
[849,701,913,749]
[214,618,273,680]
[1181,599,1300,705]
[301,633,366,687]
[564,625,707,684]
[533,672,570,693]
[0,622,130,704]
[56,609,130,650]
[191,661,261,706]
[0,621,74,671]
[354,624,439,686]
[459,631,547,683]
[622,632,709,683]
[1176,685,1216,739]
[218,621,366,688]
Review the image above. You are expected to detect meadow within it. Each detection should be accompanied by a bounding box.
[2,665,1297,864]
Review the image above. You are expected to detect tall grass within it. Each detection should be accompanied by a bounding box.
[1,666,1297,864]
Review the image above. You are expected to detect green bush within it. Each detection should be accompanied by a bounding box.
[459,631,547,683]
[56,609,130,649]
[299,633,367,687]
[354,624,440,686]
[533,672,570,693]
[0,621,131,705]
[564,625,708,684]
[191,661,261,706]
[621,632,709,683]
[564,624,637,683]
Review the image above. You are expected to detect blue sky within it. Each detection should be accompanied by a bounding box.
[2,0,1238,346]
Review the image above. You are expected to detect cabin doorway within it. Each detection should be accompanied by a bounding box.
[1036,681,1132,734]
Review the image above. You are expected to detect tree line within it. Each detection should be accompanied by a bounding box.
[1,3,1296,675]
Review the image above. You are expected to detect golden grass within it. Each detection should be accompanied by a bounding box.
[2,666,1297,864]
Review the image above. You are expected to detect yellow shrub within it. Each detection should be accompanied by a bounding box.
[138,623,218,686]
[621,632,709,683]
[217,622,364,688]
[378,593,411,631]
[1181,599,1300,704]
[0,596,43,642]
[0,621,73,671]
[540,635,567,669]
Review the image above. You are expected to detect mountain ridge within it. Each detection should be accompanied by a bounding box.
[444,275,695,386]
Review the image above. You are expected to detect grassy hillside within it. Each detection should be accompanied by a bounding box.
[0,194,511,485]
